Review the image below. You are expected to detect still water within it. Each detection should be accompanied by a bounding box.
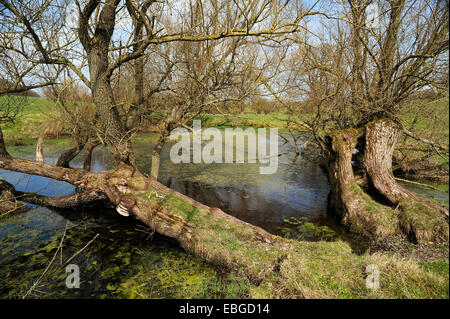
[0,132,446,298]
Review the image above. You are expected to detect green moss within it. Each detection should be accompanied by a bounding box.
[398,198,449,243]
[346,183,397,238]
[280,217,337,241]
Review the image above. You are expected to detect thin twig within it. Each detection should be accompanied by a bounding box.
[23,222,68,299]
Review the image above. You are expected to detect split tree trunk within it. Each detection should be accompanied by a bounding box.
[324,127,393,239]
[325,118,449,243]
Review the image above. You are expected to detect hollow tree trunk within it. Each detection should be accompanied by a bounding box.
[324,118,448,244]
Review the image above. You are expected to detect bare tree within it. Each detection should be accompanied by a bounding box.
[284,0,449,243]
[146,33,265,178]
[0,0,319,281]
[44,78,99,168]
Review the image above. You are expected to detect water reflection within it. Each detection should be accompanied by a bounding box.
[0,132,447,298]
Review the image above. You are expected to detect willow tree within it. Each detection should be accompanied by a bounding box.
[288,0,448,243]
[0,0,323,281]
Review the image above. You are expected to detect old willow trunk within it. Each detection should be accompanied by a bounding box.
[88,48,135,167]
[324,128,396,239]
[325,118,449,244]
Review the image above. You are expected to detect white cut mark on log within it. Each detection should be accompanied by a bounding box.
[116,203,130,217]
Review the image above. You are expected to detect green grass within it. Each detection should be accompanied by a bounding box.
[1,96,57,140]
[194,111,309,132]
[1,97,312,144]
[128,174,449,299]
[398,97,449,170]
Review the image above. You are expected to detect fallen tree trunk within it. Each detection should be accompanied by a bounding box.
[0,179,108,210]
[92,166,286,283]
[0,133,285,283]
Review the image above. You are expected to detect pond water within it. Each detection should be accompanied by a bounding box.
[0,132,447,298]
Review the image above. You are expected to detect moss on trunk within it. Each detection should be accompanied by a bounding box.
[324,119,448,244]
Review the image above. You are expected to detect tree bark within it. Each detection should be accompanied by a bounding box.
[364,119,448,217]
[324,118,448,244]
[150,135,165,179]
[35,135,44,162]
[83,140,101,171]
[56,137,87,168]
[90,65,135,167]
[324,128,392,238]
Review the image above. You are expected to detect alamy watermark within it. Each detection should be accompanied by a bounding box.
[65,264,80,289]
[365,264,380,289]
[169,120,279,175]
